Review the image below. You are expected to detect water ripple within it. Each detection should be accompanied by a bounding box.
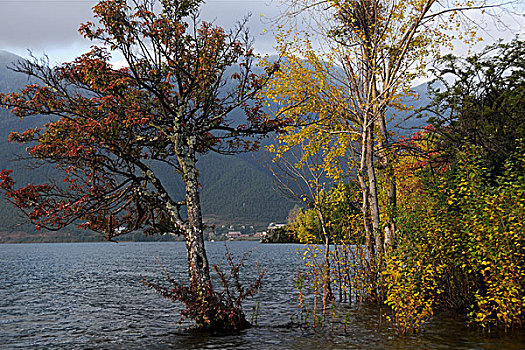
[0,242,523,349]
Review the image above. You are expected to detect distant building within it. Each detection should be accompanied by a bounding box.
[261,223,289,243]
[267,223,286,230]
[226,231,241,239]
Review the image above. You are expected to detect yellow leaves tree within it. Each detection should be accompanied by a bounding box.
[392,143,525,332]
[266,0,491,299]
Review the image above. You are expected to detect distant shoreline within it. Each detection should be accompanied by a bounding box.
[0,237,267,244]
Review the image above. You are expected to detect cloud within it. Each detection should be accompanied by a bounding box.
[5,0,517,65]
[199,0,283,53]
[0,0,282,63]
[0,1,96,49]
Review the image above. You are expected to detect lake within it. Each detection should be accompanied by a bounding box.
[0,241,523,349]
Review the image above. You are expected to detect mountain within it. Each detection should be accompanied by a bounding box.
[389,81,434,137]
[0,50,295,242]
[0,50,432,243]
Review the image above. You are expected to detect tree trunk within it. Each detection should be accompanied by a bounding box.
[171,134,250,330]
[374,106,397,251]
[384,173,397,250]
[357,123,375,257]
[177,136,212,290]
[365,123,383,260]
[357,121,379,300]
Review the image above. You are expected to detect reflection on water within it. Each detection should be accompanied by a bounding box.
[0,241,523,349]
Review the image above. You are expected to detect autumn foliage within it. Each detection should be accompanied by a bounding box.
[382,41,525,332]
[144,248,265,331]
[268,22,524,333]
[0,0,282,331]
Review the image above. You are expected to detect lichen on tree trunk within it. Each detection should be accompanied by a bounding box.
[176,133,212,292]
[182,159,211,290]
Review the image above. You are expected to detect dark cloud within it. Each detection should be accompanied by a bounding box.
[0,1,96,49]
[0,0,281,62]
[200,1,282,53]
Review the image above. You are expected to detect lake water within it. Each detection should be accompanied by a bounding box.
[1,241,523,349]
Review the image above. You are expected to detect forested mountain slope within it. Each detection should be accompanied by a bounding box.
[0,50,295,241]
[0,50,429,242]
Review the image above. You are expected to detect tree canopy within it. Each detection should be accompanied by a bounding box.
[0,0,283,330]
[265,0,491,302]
[424,38,525,176]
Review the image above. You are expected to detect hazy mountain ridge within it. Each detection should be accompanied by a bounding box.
[0,50,295,242]
[0,50,430,243]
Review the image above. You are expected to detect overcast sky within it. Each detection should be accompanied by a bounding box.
[0,0,283,65]
[0,0,523,66]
